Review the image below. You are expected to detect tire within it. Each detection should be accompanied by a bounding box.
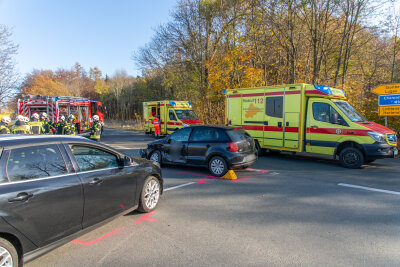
[339,147,364,168]
[255,141,264,156]
[138,176,161,213]
[209,156,228,177]
[149,150,162,164]
[0,237,19,267]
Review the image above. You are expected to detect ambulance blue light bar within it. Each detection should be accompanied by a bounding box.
[314,84,332,95]
[187,101,192,107]
[169,101,176,107]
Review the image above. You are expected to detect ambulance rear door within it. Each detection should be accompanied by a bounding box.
[240,90,265,143]
[226,93,242,126]
[283,86,301,149]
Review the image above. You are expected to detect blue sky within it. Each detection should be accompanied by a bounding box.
[0,0,177,77]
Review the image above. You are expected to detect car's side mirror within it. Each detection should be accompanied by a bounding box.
[124,156,132,166]
[119,155,132,168]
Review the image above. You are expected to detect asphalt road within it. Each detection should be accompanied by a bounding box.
[26,128,400,266]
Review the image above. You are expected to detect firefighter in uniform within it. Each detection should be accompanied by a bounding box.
[29,113,45,135]
[64,115,76,135]
[11,115,31,134]
[90,115,102,141]
[40,112,53,134]
[0,116,11,134]
[153,115,161,138]
[56,116,66,135]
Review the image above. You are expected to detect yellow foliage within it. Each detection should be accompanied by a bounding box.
[23,75,70,96]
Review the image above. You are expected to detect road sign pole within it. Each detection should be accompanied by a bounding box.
[385,116,388,127]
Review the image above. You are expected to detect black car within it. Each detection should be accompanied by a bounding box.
[141,126,257,177]
[0,135,162,266]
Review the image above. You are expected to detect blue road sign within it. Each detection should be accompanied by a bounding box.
[378,94,400,106]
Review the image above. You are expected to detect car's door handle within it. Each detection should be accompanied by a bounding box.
[8,192,33,203]
[89,178,103,186]
[311,125,319,129]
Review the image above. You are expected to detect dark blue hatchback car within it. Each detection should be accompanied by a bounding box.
[141,126,258,176]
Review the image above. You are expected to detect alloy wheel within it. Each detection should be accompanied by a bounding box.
[150,152,160,163]
[0,247,13,267]
[211,159,225,176]
[144,179,160,210]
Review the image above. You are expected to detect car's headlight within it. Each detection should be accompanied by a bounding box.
[368,132,386,143]
[182,123,188,127]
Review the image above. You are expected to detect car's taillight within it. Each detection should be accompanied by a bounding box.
[227,142,239,152]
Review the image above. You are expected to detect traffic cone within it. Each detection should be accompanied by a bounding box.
[222,170,237,180]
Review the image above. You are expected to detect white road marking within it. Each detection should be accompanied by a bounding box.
[270,172,280,176]
[164,182,196,192]
[338,183,400,196]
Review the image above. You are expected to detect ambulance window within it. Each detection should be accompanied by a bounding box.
[90,102,96,115]
[265,97,283,118]
[169,110,177,121]
[151,107,156,117]
[313,102,344,125]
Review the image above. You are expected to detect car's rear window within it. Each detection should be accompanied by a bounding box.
[226,128,251,142]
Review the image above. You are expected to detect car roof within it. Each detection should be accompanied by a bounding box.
[188,125,242,130]
[0,135,97,147]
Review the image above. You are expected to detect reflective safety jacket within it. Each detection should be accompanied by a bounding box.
[63,122,76,135]
[56,121,66,135]
[0,123,10,134]
[90,121,102,140]
[42,119,54,134]
[29,120,45,135]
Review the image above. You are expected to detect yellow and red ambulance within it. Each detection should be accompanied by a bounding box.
[225,83,398,168]
[143,100,203,136]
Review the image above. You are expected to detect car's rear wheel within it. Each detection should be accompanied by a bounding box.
[209,156,228,177]
[339,147,364,168]
[138,176,161,213]
[0,238,18,267]
[149,150,161,163]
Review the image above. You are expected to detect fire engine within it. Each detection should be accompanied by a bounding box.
[18,95,104,133]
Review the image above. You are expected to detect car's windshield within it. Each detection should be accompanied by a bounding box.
[175,110,199,120]
[333,100,365,122]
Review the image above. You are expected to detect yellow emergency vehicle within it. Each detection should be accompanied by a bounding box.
[225,83,398,168]
[143,100,203,136]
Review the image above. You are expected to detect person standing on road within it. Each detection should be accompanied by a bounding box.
[29,113,45,135]
[11,115,31,134]
[56,116,66,135]
[40,112,53,134]
[153,115,161,138]
[64,115,76,135]
[0,116,11,134]
[90,115,102,141]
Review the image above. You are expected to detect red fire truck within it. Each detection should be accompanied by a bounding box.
[18,95,104,133]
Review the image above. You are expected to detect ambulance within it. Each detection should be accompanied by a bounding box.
[143,100,203,136]
[225,83,398,168]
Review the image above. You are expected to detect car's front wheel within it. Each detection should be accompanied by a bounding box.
[209,156,228,177]
[149,150,161,164]
[0,238,19,267]
[138,176,161,213]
